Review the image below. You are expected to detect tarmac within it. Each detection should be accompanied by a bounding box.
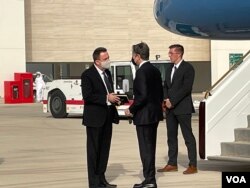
[0,98,250,188]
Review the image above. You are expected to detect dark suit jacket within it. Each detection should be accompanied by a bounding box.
[81,65,119,127]
[129,61,163,125]
[164,60,195,115]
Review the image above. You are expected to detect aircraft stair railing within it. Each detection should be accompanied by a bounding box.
[204,50,250,99]
[199,50,250,159]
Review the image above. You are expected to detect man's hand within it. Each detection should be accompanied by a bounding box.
[164,98,173,109]
[108,93,120,104]
[125,108,133,117]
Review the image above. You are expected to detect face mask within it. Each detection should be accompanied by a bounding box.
[101,60,110,69]
[131,57,137,66]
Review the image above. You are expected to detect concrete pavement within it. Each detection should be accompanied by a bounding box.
[0,101,249,188]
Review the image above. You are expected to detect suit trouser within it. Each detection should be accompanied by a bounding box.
[86,109,113,188]
[166,111,197,167]
[136,122,158,184]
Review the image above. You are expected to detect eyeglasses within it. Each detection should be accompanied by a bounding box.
[168,52,180,55]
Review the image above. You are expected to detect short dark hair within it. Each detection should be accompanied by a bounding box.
[92,47,107,62]
[132,42,150,60]
[169,44,184,56]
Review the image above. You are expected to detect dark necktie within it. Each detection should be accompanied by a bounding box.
[171,66,177,83]
[103,72,113,93]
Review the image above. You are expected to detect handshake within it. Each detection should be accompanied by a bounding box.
[108,93,129,106]
[116,94,129,105]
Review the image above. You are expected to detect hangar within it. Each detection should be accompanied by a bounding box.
[0,0,249,98]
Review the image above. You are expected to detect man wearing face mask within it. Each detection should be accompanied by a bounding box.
[125,42,163,188]
[81,47,120,188]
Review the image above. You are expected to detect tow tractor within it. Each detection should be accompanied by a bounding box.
[42,60,171,118]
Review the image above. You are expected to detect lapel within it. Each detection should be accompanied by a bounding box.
[92,65,107,91]
[171,61,185,85]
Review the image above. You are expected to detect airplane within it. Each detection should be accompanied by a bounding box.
[153,0,250,40]
[154,0,250,163]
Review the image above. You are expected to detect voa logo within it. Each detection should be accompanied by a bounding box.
[226,176,246,184]
[222,172,249,187]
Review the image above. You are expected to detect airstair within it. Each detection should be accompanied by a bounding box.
[199,50,250,162]
[207,115,250,162]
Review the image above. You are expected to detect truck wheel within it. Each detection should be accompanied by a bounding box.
[50,90,68,118]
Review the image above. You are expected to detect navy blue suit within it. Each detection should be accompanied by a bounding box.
[81,65,119,188]
[129,61,163,184]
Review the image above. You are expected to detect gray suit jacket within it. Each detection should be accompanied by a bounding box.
[164,60,195,115]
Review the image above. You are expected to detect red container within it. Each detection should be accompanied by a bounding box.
[4,81,21,103]
[14,72,33,103]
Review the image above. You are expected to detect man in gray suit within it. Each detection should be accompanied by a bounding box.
[125,42,163,188]
[157,44,198,174]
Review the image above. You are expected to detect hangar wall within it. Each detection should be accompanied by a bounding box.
[0,0,211,98]
[0,0,26,98]
[25,0,210,63]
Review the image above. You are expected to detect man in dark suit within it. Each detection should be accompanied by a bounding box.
[81,47,121,188]
[125,42,163,188]
[157,44,198,174]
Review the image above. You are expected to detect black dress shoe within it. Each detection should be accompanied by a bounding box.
[133,182,143,188]
[98,181,117,188]
[133,182,157,188]
[143,183,157,188]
